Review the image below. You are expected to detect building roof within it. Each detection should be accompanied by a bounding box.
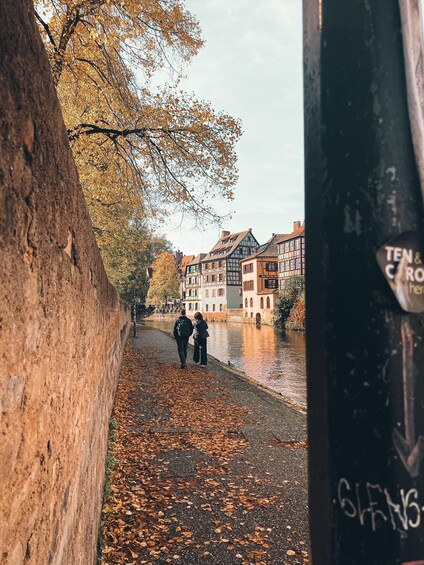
[178,255,195,273]
[188,253,207,266]
[275,225,305,244]
[241,233,285,262]
[202,229,257,261]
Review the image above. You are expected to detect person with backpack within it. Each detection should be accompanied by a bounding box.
[173,308,193,368]
[192,311,209,367]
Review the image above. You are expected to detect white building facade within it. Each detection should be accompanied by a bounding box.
[183,254,205,313]
[201,229,259,316]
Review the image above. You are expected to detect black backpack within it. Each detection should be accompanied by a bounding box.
[177,317,192,338]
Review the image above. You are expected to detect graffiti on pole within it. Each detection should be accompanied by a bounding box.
[376,232,424,477]
[393,318,424,477]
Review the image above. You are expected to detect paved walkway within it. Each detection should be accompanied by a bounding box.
[99,325,309,565]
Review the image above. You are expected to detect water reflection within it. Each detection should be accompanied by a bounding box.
[143,319,306,406]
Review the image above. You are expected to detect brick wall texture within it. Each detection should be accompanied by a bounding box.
[0,1,130,563]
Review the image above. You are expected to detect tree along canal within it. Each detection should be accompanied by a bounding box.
[143,319,306,406]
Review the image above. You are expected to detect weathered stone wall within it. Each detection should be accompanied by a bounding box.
[0,1,130,563]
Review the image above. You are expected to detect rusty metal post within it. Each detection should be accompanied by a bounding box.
[304,1,424,563]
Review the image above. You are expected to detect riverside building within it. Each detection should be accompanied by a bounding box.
[201,229,259,317]
[276,221,305,291]
[241,233,284,325]
[178,255,195,307]
[183,253,206,313]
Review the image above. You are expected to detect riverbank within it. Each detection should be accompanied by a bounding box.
[143,318,307,406]
[99,325,309,564]
[149,322,306,415]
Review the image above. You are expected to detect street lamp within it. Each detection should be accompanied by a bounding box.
[130,274,137,337]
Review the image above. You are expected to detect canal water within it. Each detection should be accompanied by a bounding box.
[143,318,307,406]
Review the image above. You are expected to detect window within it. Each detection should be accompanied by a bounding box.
[195,303,198,310]
[218,288,225,296]
[243,280,254,291]
[250,298,253,307]
[266,262,278,272]
[219,261,223,268]
[188,303,192,310]
[245,298,248,307]
[266,297,270,308]
[206,304,209,312]
[204,275,209,283]
[265,279,278,289]
[219,304,223,312]
[227,258,240,270]
[227,272,240,285]
[290,240,295,251]
[295,238,300,250]
[290,259,296,270]
[212,304,216,312]
[243,263,254,274]
[205,290,209,298]
[250,312,253,318]
[260,297,264,309]
[211,274,216,282]
[212,289,216,297]
[218,273,223,282]
[279,262,284,272]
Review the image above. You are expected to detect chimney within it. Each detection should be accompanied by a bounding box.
[293,220,301,231]
[221,230,230,238]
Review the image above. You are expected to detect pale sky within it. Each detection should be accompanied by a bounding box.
[161,0,304,255]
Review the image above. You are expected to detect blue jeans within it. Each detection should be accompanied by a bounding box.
[176,337,189,366]
[193,337,207,365]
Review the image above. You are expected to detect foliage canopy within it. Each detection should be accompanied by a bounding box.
[35,0,242,225]
[146,251,180,306]
[273,276,305,330]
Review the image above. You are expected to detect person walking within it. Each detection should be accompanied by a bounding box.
[192,311,209,367]
[173,308,193,368]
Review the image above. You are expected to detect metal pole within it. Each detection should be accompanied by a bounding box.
[304,1,424,563]
[133,287,137,337]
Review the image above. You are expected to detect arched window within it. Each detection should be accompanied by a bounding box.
[245,298,248,307]
[266,297,270,309]
[260,297,264,309]
[250,298,253,307]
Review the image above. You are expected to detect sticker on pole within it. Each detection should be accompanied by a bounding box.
[376,231,424,313]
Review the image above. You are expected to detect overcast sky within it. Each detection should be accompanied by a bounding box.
[161,0,304,256]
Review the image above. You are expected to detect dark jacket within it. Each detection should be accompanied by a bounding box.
[173,316,193,339]
[193,319,208,340]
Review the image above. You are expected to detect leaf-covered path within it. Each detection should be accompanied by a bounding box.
[99,325,309,564]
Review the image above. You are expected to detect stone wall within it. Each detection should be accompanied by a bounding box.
[0,2,130,563]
